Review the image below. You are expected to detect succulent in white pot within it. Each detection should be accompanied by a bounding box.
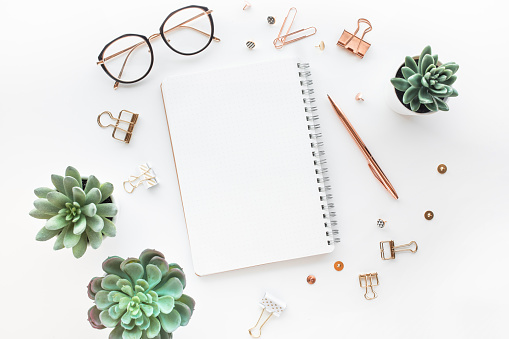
[29,166,118,258]
[388,46,459,115]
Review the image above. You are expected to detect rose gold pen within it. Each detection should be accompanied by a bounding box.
[327,95,399,200]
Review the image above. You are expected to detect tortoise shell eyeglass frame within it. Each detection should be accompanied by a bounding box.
[97,5,220,89]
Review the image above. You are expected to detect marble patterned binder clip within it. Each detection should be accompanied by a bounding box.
[123,163,158,193]
[249,293,286,337]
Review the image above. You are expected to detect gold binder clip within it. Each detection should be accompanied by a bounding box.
[380,240,418,260]
[359,273,378,300]
[273,7,316,49]
[97,110,139,143]
[337,18,372,58]
[249,293,286,338]
[123,163,157,193]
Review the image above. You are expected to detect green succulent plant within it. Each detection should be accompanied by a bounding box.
[390,45,459,112]
[87,249,195,339]
[29,166,118,258]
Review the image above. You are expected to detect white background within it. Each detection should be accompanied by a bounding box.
[1,0,508,338]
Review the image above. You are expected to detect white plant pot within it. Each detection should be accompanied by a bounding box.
[386,56,444,116]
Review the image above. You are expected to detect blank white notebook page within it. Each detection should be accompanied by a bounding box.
[162,58,333,276]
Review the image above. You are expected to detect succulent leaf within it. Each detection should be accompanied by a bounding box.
[34,198,60,215]
[85,175,101,194]
[404,56,418,73]
[390,78,410,92]
[87,215,105,232]
[73,215,87,234]
[147,317,161,338]
[408,74,423,87]
[34,187,54,199]
[35,227,60,241]
[402,87,419,104]
[425,98,439,111]
[85,188,102,205]
[64,228,82,248]
[155,278,183,299]
[420,55,434,76]
[435,97,449,111]
[102,217,117,237]
[64,176,80,199]
[401,67,415,80]
[88,306,106,329]
[159,310,181,334]
[443,62,459,74]
[146,265,163,288]
[101,310,121,328]
[110,325,124,339]
[82,203,98,217]
[53,228,67,250]
[124,263,145,284]
[410,96,421,112]
[418,87,433,104]
[100,183,115,203]
[72,232,88,258]
[46,214,70,230]
[73,187,86,206]
[87,228,103,249]
[65,166,82,184]
[173,301,192,326]
[51,175,65,193]
[418,45,432,73]
[30,209,53,219]
[97,203,118,218]
[46,191,72,209]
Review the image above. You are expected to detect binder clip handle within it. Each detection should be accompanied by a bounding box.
[249,310,273,338]
[97,111,116,128]
[355,18,372,41]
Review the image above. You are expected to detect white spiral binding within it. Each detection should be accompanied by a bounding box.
[297,62,339,245]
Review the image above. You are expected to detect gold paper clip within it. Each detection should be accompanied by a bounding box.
[97,110,139,144]
[273,7,316,49]
[337,18,372,58]
[249,293,286,338]
[380,240,418,260]
[123,163,158,193]
[359,273,378,300]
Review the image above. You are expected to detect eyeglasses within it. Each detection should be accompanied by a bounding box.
[97,5,220,89]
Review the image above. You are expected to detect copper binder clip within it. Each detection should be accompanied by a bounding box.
[359,273,378,300]
[337,18,372,58]
[249,293,286,338]
[97,110,138,144]
[123,163,158,193]
[273,7,316,49]
[380,240,418,260]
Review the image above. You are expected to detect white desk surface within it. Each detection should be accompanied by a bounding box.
[1,0,507,338]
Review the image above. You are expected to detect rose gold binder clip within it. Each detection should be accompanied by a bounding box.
[273,7,316,49]
[97,110,138,144]
[337,18,372,58]
[123,163,158,193]
[249,293,286,338]
[359,272,378,300]
[380,240,418,260]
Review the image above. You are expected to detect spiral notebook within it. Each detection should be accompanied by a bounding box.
[161,57,338,276]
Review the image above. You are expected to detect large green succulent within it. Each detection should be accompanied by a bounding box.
[29,166,118,258]
[87,249,195,339]
[391,45,459,112]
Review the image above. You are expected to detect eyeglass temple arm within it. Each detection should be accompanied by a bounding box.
[98,10,220,64]
[113,44,139,89]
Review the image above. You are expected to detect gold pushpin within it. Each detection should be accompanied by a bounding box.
[315,41,325,51]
